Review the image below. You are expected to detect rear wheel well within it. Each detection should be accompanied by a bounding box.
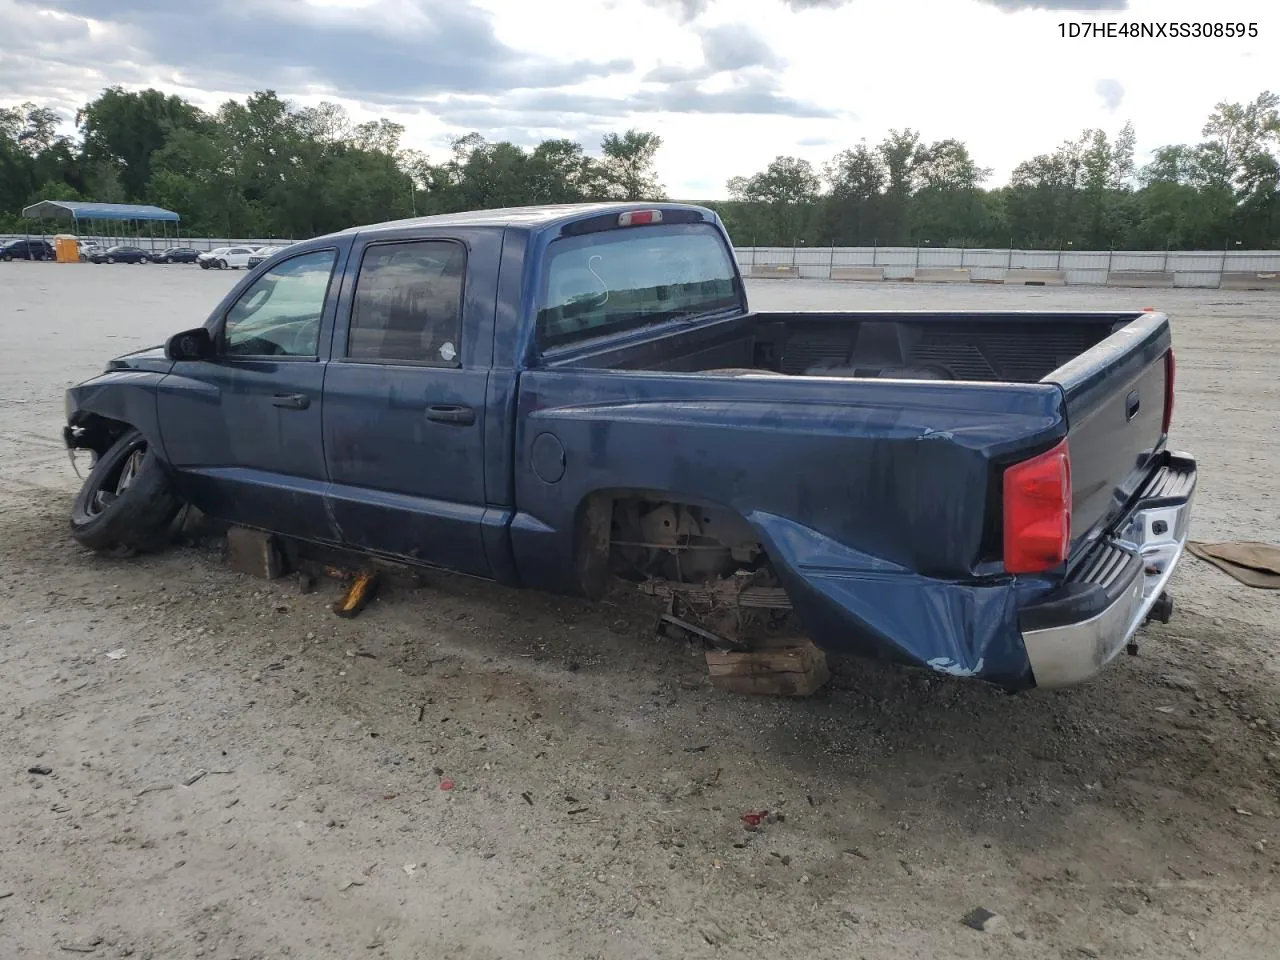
[572,489,766,597]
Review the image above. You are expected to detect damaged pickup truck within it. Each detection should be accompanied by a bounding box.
[63,201,1196,691]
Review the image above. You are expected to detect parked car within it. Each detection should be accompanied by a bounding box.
[246,245,288,270]
[155,247,202,264]
[62,202,1196,692]
[77,241,105,261]
[1,238,55,261]
[88,245,152,264]
[197,246,257,270]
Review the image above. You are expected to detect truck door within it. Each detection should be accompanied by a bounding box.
[321,230,498,577]
[156,244,347,542]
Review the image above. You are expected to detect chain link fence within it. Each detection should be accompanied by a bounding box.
[735,244,1280,288]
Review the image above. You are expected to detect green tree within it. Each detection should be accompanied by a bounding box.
[597,130,665,200]
[77,87,207,201]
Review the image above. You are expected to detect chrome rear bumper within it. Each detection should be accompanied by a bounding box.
[1021,452,1197,689]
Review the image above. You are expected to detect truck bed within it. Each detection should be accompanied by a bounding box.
[551,310,1125,383]
[532,308,1171,572]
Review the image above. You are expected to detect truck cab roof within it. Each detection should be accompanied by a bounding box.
[333,201,719,241]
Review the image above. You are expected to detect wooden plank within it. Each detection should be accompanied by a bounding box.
[705,640,829,696]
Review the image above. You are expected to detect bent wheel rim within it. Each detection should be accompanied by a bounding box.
[87,445,145,517]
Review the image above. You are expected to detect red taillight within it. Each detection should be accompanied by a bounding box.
[617,209,662,227]
[1003,439,1071,574]
[1162,348,1175,435]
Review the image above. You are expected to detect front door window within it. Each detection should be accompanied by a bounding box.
[222,249,337,358]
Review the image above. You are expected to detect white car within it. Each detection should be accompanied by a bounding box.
[197,246,257,270]
[246,245,290,269]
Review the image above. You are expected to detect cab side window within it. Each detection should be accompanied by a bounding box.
[347,241,465,366]
[222,249,337,358]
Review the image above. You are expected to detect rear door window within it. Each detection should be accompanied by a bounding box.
[345,240,465,366]
[536,222,743,349]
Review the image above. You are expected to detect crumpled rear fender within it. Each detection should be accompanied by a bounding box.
[747,510,1034,690]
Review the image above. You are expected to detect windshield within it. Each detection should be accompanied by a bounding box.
[536,223,743,349]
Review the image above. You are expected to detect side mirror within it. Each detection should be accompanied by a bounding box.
[164,327,215,362]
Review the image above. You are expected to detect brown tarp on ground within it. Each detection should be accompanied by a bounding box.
[1187,542,1280,589]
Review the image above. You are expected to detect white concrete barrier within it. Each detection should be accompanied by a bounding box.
[915,268,971,284]
[1004,268,1067,286]
[1219,271,1280,291]
[1107,271,1175,288]
[749,264,800,279]
[830,266,885,282]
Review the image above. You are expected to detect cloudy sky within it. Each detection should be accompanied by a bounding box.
[2,0,1274,197]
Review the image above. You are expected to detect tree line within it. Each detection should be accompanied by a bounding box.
[0,87,663,239]
[720,91,1279,250]
[2,86,1277,250]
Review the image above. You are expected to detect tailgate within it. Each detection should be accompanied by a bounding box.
[1047,310,1174,560]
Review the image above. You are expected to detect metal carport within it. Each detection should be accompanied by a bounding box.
[19,200,182,250]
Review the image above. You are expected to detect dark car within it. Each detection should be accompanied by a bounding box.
[89,245,152,264]
[61,202,1196,693]
[155,247,201,264]
[1,238,55,261]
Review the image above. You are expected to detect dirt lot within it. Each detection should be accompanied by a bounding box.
[1,264,1277,959]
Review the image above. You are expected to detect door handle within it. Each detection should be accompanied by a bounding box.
[272,393,310,410]
[1125,390,1140,422]
[425,404,476,425]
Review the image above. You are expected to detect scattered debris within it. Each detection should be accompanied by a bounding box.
[57,937,104,954]
[683,745,709,753]
[136,784,173,797]
[1235,807,1254,816]
[699,922,728,946]
[567,807,589,816]
[338,880,364,892]
[0,891,14,900]
[741,810,768,829]
[439,779,455,791]
[402,863,417,876]
[521,792,533,806]
[104,648,126,660]
[183,769,208,787]
[844,847,869,860]
[963,908,1007,933]
[415,705,425,723]
[332,571,379,619]
[27,765,52,776]
[1077,946,1100,959]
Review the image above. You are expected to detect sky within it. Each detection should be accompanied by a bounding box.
[1,0,1275,199]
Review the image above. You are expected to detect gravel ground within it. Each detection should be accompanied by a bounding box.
[1,263,1277,960]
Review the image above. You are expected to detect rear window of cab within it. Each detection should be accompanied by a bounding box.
[536,222,743,350]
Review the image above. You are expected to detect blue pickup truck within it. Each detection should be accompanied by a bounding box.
[63,201,1196,691]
